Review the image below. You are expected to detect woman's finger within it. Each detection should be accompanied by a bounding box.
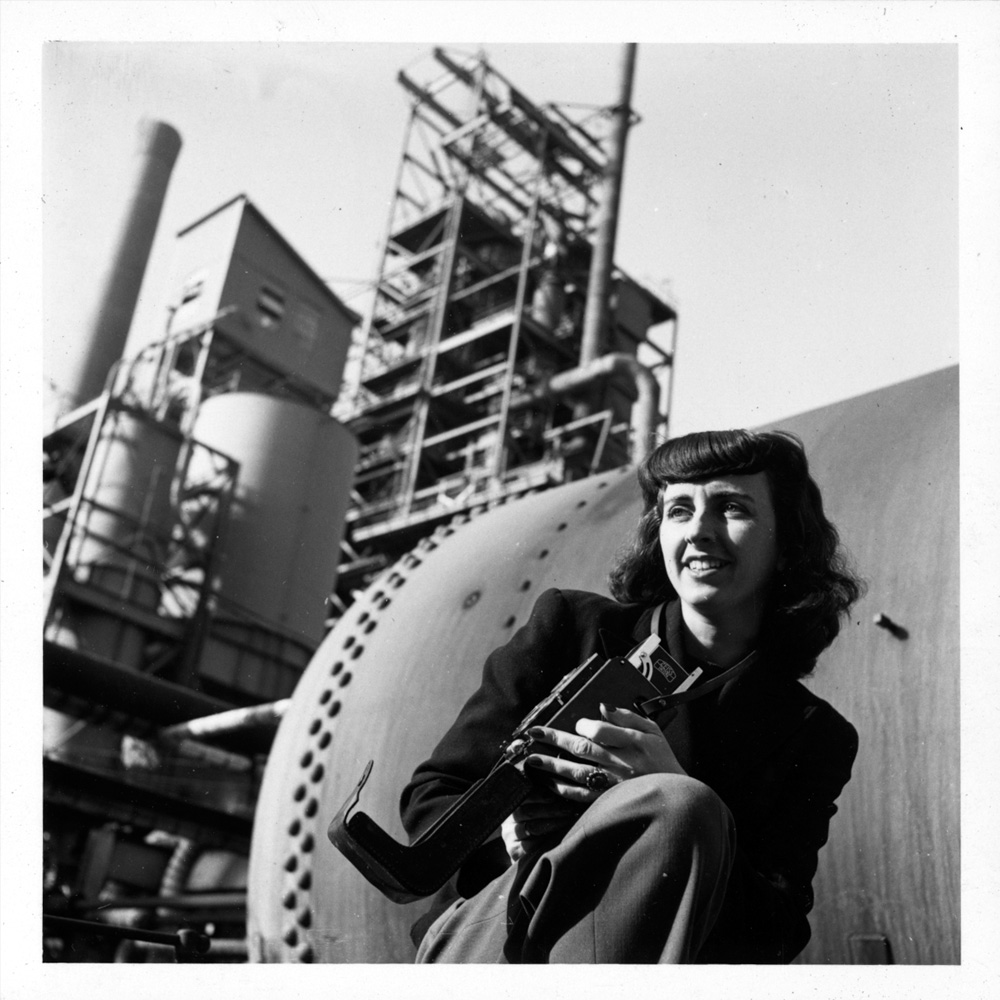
[574,717,635,749]
[525,752,598,784]
[525,725,617,766]
[511,814,574,840]
[598,703,663,734]
[545,778,603,805]
[502,799,580,862]
[525,754,619,800]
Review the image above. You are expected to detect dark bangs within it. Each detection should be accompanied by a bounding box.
[638,430,799,510]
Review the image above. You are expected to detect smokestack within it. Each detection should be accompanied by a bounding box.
[579,44,637,366]
[66,119,182,409]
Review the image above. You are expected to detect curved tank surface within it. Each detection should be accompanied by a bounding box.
[192,391,357,644]
[47,407,183,667]
[248,366,958,964]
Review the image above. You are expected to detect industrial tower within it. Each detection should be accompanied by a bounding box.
[334,47,676,600]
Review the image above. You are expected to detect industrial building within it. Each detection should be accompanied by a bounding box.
[43,186,360,958]
[41,47,677,961]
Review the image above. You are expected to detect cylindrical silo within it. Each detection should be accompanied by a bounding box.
[190,392,358,700]
[58,119,182,414]
[46,407,183,668]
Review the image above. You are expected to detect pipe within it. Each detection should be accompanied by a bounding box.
[148,832,201,924]
[195,938,248,959]
[159,700,290,743]
[71,120,182,409]
[121,731,256,773]
[42,914,211,960]
[127,936,248,959]
[44,640,233,725]
[579,43,637,366]
[512,353,661,462]
[43,641,279,756]
[166,737,256,773]
[76,891,247,912]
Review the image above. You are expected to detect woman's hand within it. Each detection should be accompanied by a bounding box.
[500,789,582,863]
[523,704,687,805]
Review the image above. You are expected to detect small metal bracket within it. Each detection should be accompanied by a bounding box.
[873,612,908,640]
[848,932,894,964]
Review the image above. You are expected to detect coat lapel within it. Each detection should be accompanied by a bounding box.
[618,600,813,786]
[709,658,813,786]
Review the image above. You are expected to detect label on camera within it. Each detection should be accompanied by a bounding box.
[626,634,699,693]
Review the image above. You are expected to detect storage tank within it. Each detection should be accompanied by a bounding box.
[46,406,183,669]
[248,367,958,964]
[190,392,358,700]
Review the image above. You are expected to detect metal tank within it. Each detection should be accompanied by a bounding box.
[55,120,182,417]
[190,392,358,699]
[46,406,183,668]
[248,366,958,964]
[775,367,960,965]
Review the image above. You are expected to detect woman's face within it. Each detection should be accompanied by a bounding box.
[658,472,780,626]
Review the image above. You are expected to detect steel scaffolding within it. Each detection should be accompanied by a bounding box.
[339,48,677,571]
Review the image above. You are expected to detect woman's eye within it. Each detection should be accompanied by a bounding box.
[665,505,692,520]
[723,502,748,516]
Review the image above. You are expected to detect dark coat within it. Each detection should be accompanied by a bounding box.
[400,588,858,963]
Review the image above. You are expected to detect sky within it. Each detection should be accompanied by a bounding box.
[38,32,960,435]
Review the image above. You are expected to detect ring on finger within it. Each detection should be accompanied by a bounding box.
[584,767,612,791]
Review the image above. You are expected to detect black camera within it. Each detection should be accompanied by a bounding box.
[328,635,701,903]
[505,634,701,763]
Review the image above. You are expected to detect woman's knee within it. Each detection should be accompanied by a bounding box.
[606,773,733,843]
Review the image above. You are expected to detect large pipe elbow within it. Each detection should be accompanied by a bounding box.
[521,353,661,463]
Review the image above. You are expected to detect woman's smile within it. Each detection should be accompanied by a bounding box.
[683,555,731,576]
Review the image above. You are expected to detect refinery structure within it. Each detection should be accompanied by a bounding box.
[42,46,676,961]
[335,47,674,589]
[40,45,960,968]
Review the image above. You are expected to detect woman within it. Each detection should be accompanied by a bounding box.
[400,429,863,963]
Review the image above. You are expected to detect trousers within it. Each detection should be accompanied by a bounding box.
[414,773,736,963]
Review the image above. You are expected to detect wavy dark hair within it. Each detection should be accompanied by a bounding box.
[608,429,864,677]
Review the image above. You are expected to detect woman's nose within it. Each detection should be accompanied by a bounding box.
[684,508,714,543]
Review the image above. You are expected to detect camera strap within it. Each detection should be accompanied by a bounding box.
[638,649,757,715]
[650,600,667,641]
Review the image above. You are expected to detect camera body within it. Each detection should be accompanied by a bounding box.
[504,635,702,764]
